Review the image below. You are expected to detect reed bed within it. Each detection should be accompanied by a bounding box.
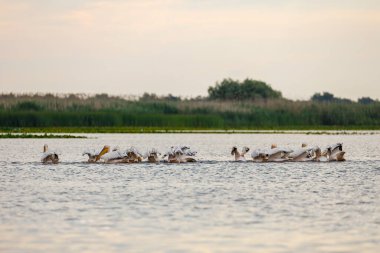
[0,93,379,130]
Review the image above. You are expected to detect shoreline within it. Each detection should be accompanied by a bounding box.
[1,127,379,136]
[0,133,87,139]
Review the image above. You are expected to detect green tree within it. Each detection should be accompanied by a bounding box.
[358,97,376,105]
[208,78,282,100]
[311,92,335,102]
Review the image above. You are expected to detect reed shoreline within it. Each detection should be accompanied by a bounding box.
[0,133,87,138]
[1,127,379,135]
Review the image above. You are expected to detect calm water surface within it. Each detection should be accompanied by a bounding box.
[0,134,379,252]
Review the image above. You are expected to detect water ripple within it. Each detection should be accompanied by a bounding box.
[0,134,379,252]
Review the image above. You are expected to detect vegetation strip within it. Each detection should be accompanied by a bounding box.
[0,133,87,138]
[1,78,379,130]
[0,128,378,135]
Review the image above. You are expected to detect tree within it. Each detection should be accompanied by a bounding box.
[358,97,375,105]
[311,92,352,104]
[208,78,282,100]
[311,92,335,102]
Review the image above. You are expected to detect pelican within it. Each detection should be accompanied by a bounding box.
[231,146,250,161]
[288,143,314,162]
[162,148,179,163]
[306,146,325,161]
[82,145,113,163]
[144,148,161,163]
[251,149,269,162]
[95,145,125,163]
[41,144,60,164]
[124,147,143,163]
[322,143,345,161]
[266,144,293,161]
[163,146,197,163]
[181,146,197,162]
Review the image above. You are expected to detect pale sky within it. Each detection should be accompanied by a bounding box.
[1,0,380,100]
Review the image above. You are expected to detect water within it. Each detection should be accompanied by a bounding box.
[1,134,379,252]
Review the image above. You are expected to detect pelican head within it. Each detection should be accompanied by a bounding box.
[95,145,110,161]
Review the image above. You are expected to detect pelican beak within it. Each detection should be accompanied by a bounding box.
[96,145,110,161]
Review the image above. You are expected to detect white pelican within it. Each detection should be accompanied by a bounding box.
[231,146,250,161]
[82,145,112,163]
[181,146,197,162]
[266,144,293,161]
[95,145,125,163]
[306,146,325,161]
[322,143,345,161]
[41,144,60,164]
[144,148,161,163]
[286,143,325,162]
[251,149,269,162]
[162,146,183,163]
[162,149,178,163]
[124,147,143,163]
[163,146,197,163]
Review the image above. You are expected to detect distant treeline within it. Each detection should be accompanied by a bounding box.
[0,78,379,129]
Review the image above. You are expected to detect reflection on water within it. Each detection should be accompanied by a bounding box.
[0,134,380,252]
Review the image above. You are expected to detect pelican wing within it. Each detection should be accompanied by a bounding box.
[331,143,343,155]
[162,147,175,158]
[175,145,196,156]
[251,149,266,158]
[179,145,190,151]
[267,147,292,155]
[265,148,288,160]
[144,148,160,158]
[325,143,343,152]
[100,150,125,161]
[82,148,101,157]
[41,152,52,161]
[173,147,184,155]
[289,148,313,160]
[41,150,60,161]
[126,146,143,157]
[289,148,305,158]
[183,149,197,156]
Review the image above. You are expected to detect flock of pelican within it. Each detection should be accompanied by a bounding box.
[231,143,346,162]
[41,143,346,164]
[41,145,197,164]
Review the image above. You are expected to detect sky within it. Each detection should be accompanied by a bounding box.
[0,0,380,100]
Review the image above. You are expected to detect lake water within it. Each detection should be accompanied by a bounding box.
[1,133,379,252]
